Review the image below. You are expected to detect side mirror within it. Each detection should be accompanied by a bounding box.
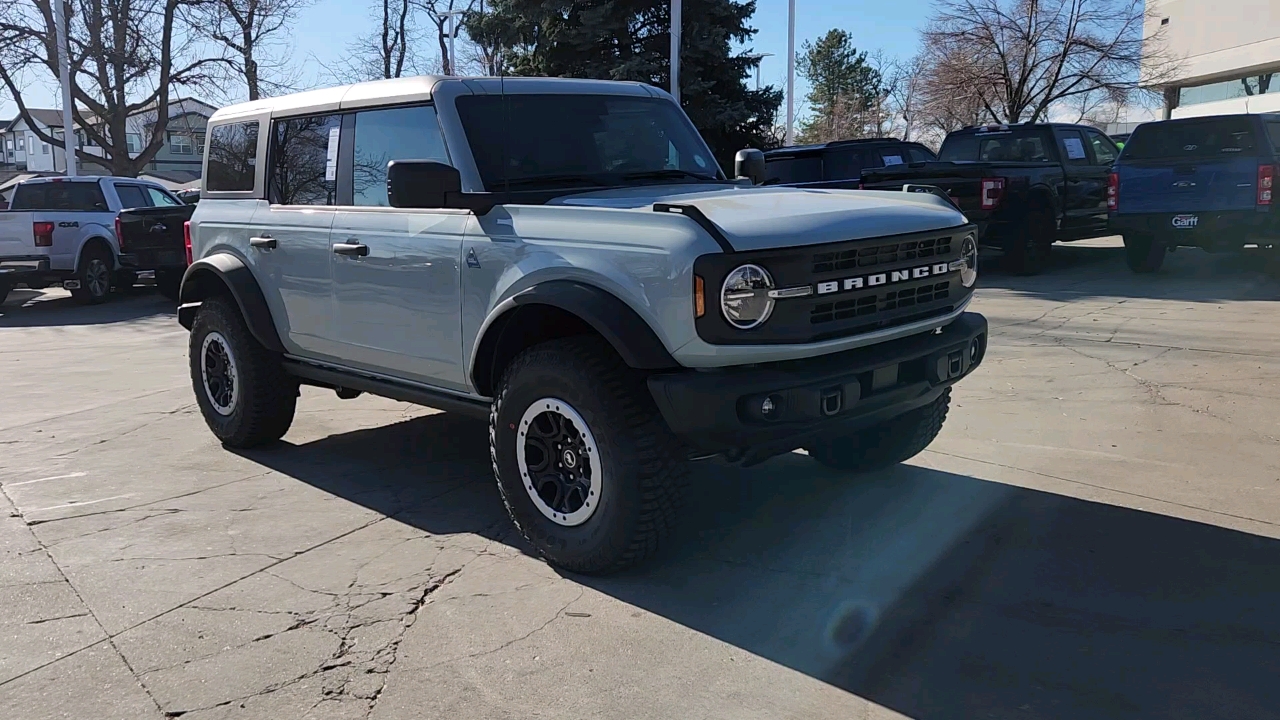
[734,148,766,185]
[387,160,461,209]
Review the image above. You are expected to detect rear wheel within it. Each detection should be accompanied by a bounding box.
[189,296,297,447]
[490,336,688,574]
[1124,233,1166,273]
[807,389,951,473]
[71,245,113,305]
[156,269,183,301]
[1005,209,1055,275]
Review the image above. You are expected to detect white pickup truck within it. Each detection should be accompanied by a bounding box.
[0,176,185,305]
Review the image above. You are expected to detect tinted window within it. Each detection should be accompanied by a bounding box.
[206,121,259,192]
[1268,121,1280,151]
[763,155,822,184]
[823,149,868,179]
[146,187,182,206]
[1084,129,1117,165]
[352,105,450,206]
[115,185,150,209]
[10,181,108,211]
[1123,117,1259,160]
[455,94,720,189]
[269,114,341,205]
[940,130,1053,162]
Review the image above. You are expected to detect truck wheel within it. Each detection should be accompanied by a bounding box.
[71,245,113,305]
[490,336,689,574]
[189,296,297,448]
[1005,210,1054,275]
[156,269,183,301]
[807,389,950,473]
[1124,233,1166,273]
[0,281,11,306]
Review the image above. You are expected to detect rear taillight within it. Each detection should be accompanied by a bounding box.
[183,220,193,264]
[1258,164,1274,206]
[114,215,125,251]
[980,177,1005,210]
[1107,172,1119,211]
[33,221,54,247]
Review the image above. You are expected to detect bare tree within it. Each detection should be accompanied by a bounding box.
[886,54,927,141]
[323,0,419,82]
[920,0,1177,125]
[414,0,474,76]
[191,0,310,101]
[0,0,222,176]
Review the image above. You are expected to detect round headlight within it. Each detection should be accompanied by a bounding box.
[959,234,978,288]
[721,264,775,329]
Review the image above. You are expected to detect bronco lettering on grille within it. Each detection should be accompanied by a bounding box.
[813,262,955,296]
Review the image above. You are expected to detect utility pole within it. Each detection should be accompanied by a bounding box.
[439,10,467,75]
[670,0,681,104]
[745,53,773,91]
[786,0,795,146]
[54,0,77,176]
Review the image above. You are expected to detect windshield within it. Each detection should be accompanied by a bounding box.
[455,94,724,191]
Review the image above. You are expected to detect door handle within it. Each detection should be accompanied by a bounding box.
[332,241,368,257]
[250,236,277,249]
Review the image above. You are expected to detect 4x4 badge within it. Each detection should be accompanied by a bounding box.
[466,248,481,269]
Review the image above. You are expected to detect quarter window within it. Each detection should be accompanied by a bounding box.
[206,121,259,192]
[351,105,450,206]
[269,114,340,206]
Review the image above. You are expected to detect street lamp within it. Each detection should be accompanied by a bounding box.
[786,0,795,146]
[438,10,467,76]
[744,53,774,91]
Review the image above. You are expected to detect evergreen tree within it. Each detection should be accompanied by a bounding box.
[463,0,782,167]
[796,29,883,142]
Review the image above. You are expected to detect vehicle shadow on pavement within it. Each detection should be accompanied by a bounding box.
[979,243,1280,303]
[0,287,174,327]
[239,412,1280,720]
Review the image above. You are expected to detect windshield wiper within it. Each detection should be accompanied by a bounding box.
[502,174,612,189]
[620,168,725,183]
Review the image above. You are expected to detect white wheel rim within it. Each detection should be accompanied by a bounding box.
[200,331,239,416]
[516,398,602,527]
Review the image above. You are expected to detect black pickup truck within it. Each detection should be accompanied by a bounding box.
[762,138,937,188]
[860,123,1121,274]
[115,203,195,300]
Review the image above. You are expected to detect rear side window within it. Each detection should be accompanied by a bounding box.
[763,155,822,184]
[940,131,1053,162]
[10,181,108,211]
[269,114,341,205]
[1123,117,1259,160]
[351,105,450,206]
[206,122,259,192]
[115,185,150,209]
[822,149,868,179]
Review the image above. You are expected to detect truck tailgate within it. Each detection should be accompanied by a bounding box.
[1118,158,1259,214]
[0,212,37,258]
[117,205,194,253]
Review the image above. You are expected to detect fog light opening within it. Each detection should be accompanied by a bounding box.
[761,394,783,420]
[969,336,985,365]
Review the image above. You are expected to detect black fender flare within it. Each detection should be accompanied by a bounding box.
[472,281,678,395]
[177,254,285,353]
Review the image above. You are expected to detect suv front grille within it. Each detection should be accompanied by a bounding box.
[811,281,952,325]
[813,236,953,274]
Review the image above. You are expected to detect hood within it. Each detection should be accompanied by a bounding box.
[549,184,969,252]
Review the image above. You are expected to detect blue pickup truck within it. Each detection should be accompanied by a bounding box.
[1109,113,1280,272]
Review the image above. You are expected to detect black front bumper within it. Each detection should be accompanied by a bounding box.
[647,312,988,463]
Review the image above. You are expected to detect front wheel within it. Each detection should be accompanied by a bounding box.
[189,296,298,448]
[1124,233,1166,273]
[490,336,688,574]
[807,389,951,473]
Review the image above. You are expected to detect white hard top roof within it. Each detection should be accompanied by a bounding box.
[208,75,662,123]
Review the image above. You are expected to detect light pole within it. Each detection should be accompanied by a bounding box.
[786,0,795,146]
[744,53,773,91]
[54,0,76,176]
[439,10,467,75]
[671,0,681,104]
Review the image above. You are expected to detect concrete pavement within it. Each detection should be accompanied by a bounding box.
[1,240,1278,719]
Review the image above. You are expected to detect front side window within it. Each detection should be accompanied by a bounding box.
[269,114,340,205]
[115,184,150,209]
[1057,130,1090,165]
[206,121,259,192]
[352,105,450,206]
[455,94,721,190]
[1084,129,1117,165]
[146,187,182,206]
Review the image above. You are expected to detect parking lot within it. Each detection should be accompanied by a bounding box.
[2,238,1279,720]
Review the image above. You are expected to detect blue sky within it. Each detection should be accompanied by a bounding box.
[1,0,930,118]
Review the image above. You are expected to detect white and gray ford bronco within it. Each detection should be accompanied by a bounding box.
[179,76,987,573]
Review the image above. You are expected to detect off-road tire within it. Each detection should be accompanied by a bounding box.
[1005,209,1055,276]
[71,244,114,305]
[807,389,951,473]
[156,269,183,301]
[490,336,689,574]
[1124,233,1166,273]
[189,296,297,448]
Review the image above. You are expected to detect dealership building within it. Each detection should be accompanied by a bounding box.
[1146,1,1280,119]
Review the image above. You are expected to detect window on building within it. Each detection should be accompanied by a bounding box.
[126,133,142,154]
[206,121,259,192]
[351,105,450,206]
[194,132,206,156]
[16,137,24,151]
[42,142,50,155]
[269,114,340,205]
[170,132,194,155]
[1179,72,1279,107]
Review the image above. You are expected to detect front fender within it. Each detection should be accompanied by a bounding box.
[177,254,285,353]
